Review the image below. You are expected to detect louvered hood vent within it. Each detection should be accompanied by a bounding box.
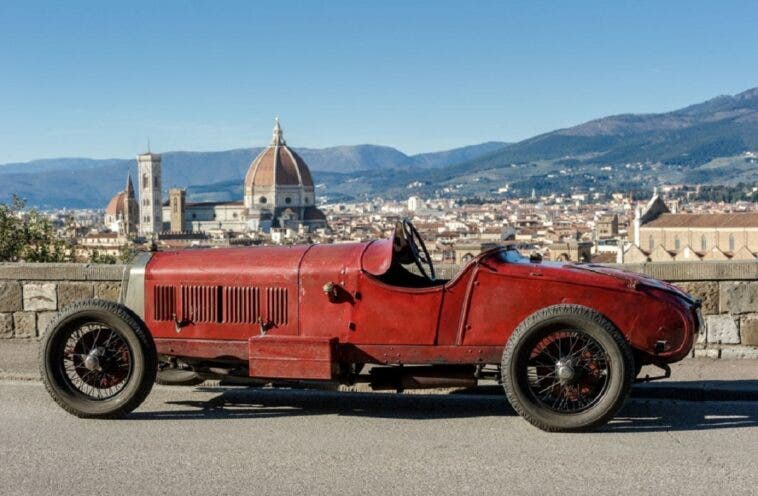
[152,285,288,326]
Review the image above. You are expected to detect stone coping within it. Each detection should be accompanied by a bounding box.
[433,260,758,282]
[610,261,758,281]
[0,263,126,281]
[0,260,756,282]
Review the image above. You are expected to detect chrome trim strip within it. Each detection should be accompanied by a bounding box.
[123,251,153,320]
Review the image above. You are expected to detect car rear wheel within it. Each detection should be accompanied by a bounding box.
[39,299,157,418]
[502,304,635,432]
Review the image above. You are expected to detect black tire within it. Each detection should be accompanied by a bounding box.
[39,299,157,418]
[155,367,205,386]
[502,304,635,432]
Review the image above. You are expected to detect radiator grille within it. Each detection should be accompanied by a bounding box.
[153,285,176,321]
[223,286,261,324]
[181,285,219,323]
[266,287,288,326]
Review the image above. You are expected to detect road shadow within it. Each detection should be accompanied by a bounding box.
[133,387,515,421]
[130,385,758,431]
[457,381,758,402]
[631,380,758,401]
[601,399,758,433]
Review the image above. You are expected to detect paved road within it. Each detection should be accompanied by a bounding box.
[1,381,756,496]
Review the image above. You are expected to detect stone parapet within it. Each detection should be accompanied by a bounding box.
[0,263,126,282]
[613,260,758,281]
[0,263,125,339]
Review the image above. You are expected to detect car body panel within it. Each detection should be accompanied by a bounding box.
[131,233,698,379]
[144,246,306,341]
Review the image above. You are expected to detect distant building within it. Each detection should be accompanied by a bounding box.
[137,152,163,236]
[168,188,186,232]
[596,214,619,239]
[160,119,327,234]
[453,240,499,264]
[104,173,138,236]
[407,196,421,212]
[548,240,592,263]
[166,200,248,233]
[621,191,758,262]
[76,232,128,260]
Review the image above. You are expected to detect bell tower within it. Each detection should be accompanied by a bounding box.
[169,188,186,232]
[137,152,163,236]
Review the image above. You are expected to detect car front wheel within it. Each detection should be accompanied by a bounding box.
[39,299,157,418]
[502,304,635,432]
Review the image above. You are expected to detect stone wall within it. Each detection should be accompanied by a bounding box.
[0,263,125,339]
[0,260,756,358]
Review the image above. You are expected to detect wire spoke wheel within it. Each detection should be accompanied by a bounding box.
[524,330,610,414]
[60,322,134,401]
[39,299,157,419]
[502,305,635,432]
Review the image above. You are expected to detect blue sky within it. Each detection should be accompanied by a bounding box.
[1,0,757,163]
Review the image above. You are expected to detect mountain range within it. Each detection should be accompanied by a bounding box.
[317,87,758,201]
[2,86,758,208]
[0,142,509,208]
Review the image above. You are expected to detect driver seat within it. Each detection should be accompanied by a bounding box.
[375,221,446,288]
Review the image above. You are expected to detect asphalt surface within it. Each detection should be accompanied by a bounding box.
[1,380,757,496]
[3,340,758,399]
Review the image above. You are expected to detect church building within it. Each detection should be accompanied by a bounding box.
[153,119,326,234]
[620,190,758,262]
[104,173,138,236]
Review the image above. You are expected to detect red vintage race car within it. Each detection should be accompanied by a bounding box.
[39,220,701,431]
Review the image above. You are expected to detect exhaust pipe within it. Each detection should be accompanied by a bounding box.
[369,366,477,392]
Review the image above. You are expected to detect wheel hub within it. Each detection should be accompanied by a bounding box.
[83,347,104,371]
[555,359,575,383]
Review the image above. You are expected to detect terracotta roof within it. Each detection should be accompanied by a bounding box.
[247,147,276,187]
[287,148,313,186]
[244,144,316,189]
[244,122,315,190]
[105,192,126,216]
[591,252,617,263]
[644,213,758,229]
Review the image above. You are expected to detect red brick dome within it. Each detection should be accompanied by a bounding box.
[244,119,314,190]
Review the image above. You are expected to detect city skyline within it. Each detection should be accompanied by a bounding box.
[2,1,758,162]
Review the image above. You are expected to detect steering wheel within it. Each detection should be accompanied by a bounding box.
[401,219,435,281]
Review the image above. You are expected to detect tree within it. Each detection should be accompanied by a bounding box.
[0,196,25,261]
[0,195,70,262]
[118,242,137,264]
[89,250,118,265]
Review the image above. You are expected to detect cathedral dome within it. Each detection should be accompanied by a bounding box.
[104,172,138,235]
[105,191,127,217]
[244,119,314,191]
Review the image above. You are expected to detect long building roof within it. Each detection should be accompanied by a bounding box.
[644,213,758,228]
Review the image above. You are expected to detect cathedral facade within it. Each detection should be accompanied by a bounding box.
[143,119,325,235]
